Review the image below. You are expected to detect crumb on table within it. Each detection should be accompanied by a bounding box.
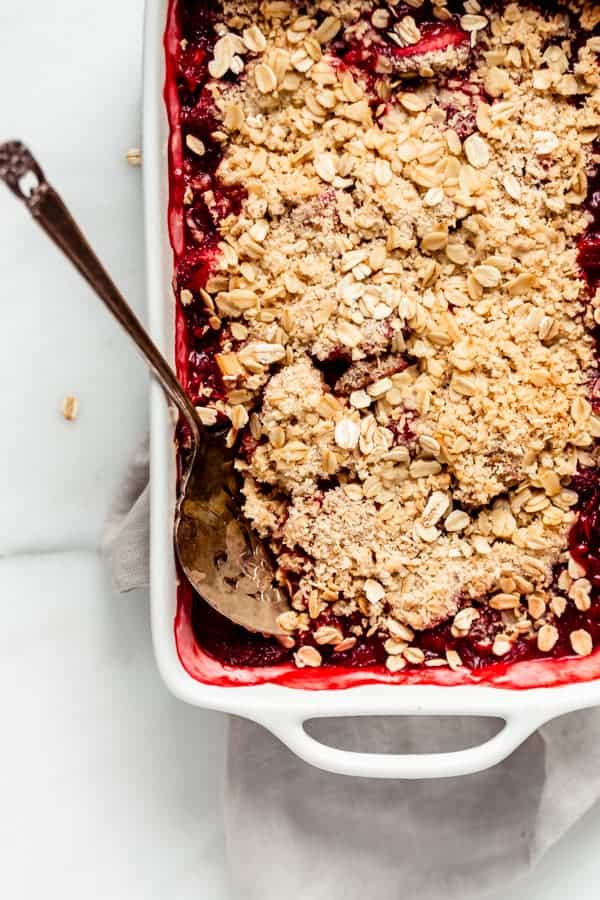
[61,395,79,422]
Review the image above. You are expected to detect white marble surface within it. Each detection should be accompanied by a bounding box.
[3,2,600,898]
[0,553,228,900]
[0,0,148,553]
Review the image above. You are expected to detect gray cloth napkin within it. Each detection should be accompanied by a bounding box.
[105,445,600,900]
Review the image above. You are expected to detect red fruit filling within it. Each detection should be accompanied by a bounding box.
[176,243,218,291]
[579,158,600,285]
[178,40,211,89]
[569,470,600,586]
[578,232,600,282]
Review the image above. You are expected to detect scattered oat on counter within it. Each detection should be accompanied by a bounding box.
[126,147,142,166]
[61,395,79,422]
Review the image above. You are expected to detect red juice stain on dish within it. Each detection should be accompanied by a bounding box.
[166,0,600,689]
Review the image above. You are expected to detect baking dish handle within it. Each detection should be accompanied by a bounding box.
[260,710,550,780]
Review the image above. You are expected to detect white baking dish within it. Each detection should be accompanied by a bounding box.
[142,0,600,779]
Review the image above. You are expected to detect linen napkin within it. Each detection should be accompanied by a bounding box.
[104,445,600,900]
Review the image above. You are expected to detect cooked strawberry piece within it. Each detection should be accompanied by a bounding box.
[578,232,600,275]
[184,313,226,402]
[212,182,246,220]
[180,86,219,133]
[185,197,217,242]
[180,0,218,47]
[178,41,210,88]
[342,21,469,78]
[176,243,218,291]
[330,637,387,668]
[391,22,469,59]
[334,353,408,394]
[188,349,225,403]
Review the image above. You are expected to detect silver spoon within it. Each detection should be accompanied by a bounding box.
[0,140,290,635]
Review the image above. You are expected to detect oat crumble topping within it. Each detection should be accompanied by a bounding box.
[173,0,600,670]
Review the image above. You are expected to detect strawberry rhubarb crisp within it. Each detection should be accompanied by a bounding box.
[169,0,600,674]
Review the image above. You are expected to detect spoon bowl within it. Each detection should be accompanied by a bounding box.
[175,427,291,633]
